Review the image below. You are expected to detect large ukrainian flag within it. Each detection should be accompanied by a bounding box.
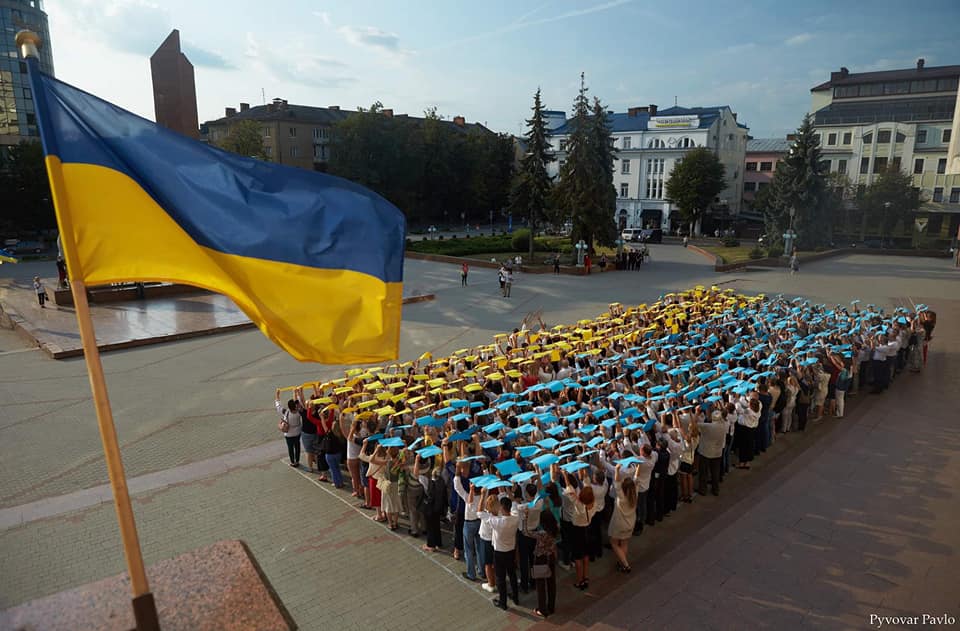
[26,66,405,363]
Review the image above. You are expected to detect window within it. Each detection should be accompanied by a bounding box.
[289,127,297,137]
[289,145,299,158]
[891,157,901,172]
[623,136,631,149]
[895,132,906,143]
[842,132,852,145]
[745,161,757,171]
[681,137,695,148]
[620,183,629,198]
[559,140,567,151]
[873,157,887,173]
[263,126,271,137]
[264,146,273,157]
[819,159,831,172]
[932,187,943,202]
[648,138,665,148]
[917,129,927,143]
[827,133,837,146]
[757,182,769,189]
[26,113,35,125]
[877,130,891,143]
[937,158,947,174]
[22,87,31,99]
[837,159,847,174]
[863,132,873,144]
[914,158,924,174]
[743,181,757,192]
[759,161,773,172]
[944,129,953,143]
[621,159,630,175]
[950,188,960,204]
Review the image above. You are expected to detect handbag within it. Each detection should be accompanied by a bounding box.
[278,419,290,433]
[531,557,551,579]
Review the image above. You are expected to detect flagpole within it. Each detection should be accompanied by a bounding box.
[16,31,160,631]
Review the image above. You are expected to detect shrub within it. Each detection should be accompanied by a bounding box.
[814,245,827,252]
[511,229,531,252]
[766,245,783,258]
[748,246,765,259]
[720,236,740,247]
[558,243,574,255]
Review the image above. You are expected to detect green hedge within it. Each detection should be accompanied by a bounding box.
[408,233,569,256]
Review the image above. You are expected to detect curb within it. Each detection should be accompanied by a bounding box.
[1,293,435,360]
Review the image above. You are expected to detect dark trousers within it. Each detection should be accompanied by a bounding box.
[797,404,810,431]
[634,490,648,533]
[859,360,871,387]
[698,455,721,495]
[284,435,300,465]
[559,519,573,563]
[587,510,603,560]
[454,510,465,552]
[534,556,556,614]
[494,549,518,607]
[425,511,443,549]
[37,292,46,306]
[665,473,678,513]
[518,532,536,590]
[736,425,755,463]
[872,358,888,391]
[648,476,665,523]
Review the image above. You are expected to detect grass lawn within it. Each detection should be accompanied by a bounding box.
[699,244,760,264]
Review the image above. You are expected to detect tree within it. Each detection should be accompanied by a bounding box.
[509,88,554,258]
[664,147,725,236]
[858,167,920,242]
[763,114,830,249]
[216,120,270,161]
[0,140,55,231]
[553,74,617,249]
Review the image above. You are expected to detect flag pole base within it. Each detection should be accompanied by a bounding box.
[132,592,160,631]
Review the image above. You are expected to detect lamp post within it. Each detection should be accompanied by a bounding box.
[575,240,587,266]
[882,201,892,247]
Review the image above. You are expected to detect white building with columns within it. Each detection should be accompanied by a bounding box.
[545,104,749,234]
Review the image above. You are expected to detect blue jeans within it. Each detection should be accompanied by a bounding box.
[325,452,343,487]
[463,519,481,579]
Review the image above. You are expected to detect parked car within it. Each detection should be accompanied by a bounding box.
[621,228,643,242]
[639,228,663,243]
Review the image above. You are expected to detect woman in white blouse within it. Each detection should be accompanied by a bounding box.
[781,376,799,433]
[562,467,596,590]
[735,397,761,469]
[608,464,639,573]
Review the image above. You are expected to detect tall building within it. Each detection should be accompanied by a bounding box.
[150,29,199,139]
[546,104,748,234]
[0,0,54,155]
[811,60,960,240]
[202,100,489,171]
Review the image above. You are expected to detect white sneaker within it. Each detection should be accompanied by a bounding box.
[481,583,495,592]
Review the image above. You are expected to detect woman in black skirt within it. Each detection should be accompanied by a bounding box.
[736,398,761,469]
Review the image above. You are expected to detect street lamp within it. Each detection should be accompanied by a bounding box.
[882,201,892,247]
[575,240,588,266]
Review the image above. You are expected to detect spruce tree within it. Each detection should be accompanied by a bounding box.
[588,97,618,246]
[509,88,554,258]
[763,114,830,249]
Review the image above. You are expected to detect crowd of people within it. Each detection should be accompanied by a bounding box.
[274,286,934,617]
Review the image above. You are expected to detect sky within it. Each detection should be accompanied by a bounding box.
[43,0,960,139]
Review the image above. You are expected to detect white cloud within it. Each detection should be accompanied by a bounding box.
[313,11,331,26]
[244,33,352,87]
[785,33,814,46]
[338,26,411,57]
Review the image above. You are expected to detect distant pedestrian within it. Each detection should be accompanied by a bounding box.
[584,254,592,275]
[683,236,689,248]
[33,276,47,308]
[789,252,799,275]
[461,262,469,287]
[553,254,561,275]
[498,266,506,296]
[504,270,513,298]
[599,254,607,272]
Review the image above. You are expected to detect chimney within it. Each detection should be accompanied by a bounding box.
[627,106,644,117]
[225,107,237,117]
[917,58,925,70]
[453,115,465,127]
[382,108,394,117]
[282,99,288,106]
[239,102,250,112]
[786,133,797,141]
[328,105,340,110]
[649,104,658,116]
